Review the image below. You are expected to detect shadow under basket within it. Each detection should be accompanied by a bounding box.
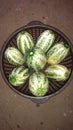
[0,21,73,104]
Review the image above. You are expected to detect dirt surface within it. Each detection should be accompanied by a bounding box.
[0,0,73,130]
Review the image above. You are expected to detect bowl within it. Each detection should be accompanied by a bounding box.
[0,21,73,103]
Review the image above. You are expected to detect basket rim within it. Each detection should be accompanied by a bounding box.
[0,21,73,100]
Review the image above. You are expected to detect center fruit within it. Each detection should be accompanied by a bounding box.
[26,48,46,71]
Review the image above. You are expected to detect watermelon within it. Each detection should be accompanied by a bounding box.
[26,48,46,71]
[45,65,70,81]
[4,47,25,65]
[47,42,70,65]
[17,31,34,55]
[29,72,49,96]
[9,66,29,86]
[36,30,55,53]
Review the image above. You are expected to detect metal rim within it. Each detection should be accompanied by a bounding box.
[0,21,73,100]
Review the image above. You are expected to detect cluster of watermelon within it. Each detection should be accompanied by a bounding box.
[4,30,70,96]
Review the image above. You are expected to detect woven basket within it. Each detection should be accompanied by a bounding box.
[1,21,73,103]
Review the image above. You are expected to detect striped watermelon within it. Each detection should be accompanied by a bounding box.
[36,30,55,53]
[47,42,70,65]
[29,72,49,96]
[26,48,46,71]
[9,66,29,86]
[17,31,34,55]
[45,65,70,81]
[4,47,25,65]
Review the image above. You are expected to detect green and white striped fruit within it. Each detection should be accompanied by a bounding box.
[47,42,70,65]
[9,66,29,86]
[26,48,46,71]
[36,30,55,53]
[4,47,25,65]
[17,31,34,55]
[45,65,70,81]
[29,72,49,96]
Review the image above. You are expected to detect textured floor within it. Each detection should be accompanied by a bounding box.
[0,0,73,130]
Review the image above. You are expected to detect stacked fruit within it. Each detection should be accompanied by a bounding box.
[4,30,70,96]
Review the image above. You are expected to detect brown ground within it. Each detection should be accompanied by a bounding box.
[0,0,73,130]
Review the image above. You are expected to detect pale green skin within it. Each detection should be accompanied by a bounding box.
[5,47,25,66]
[9,66,29,86]
[17,31,34,55]
[36,30,55,53]
[45,65,70,81]
[47,42,70,65]
[26,48,46,71]
[29,72,49,96]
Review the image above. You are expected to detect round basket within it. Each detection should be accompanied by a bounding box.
[0,21,73,103]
